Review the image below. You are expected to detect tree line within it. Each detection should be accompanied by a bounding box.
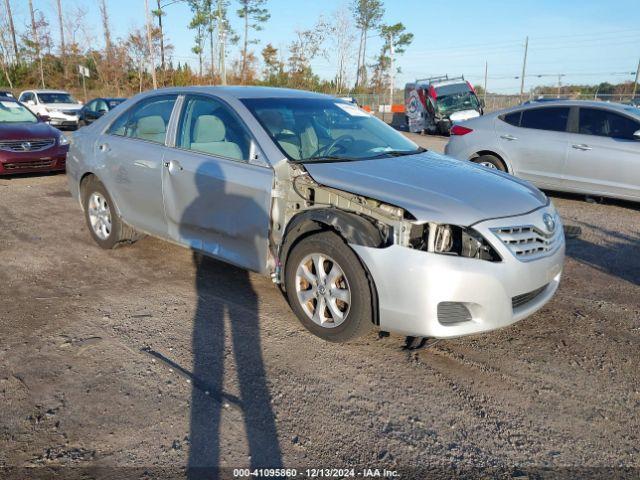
[0,0,413,98]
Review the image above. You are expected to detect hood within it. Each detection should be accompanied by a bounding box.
[304,151,547,225]
[0,122,60,141]
[43,103,82,111]
[449,109,480,122]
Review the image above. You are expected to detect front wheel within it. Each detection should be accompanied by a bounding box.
[285,231,374,342]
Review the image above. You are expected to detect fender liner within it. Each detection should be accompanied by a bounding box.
[279,208,387,326]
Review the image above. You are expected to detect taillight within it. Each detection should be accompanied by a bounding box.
[450,125,473,136]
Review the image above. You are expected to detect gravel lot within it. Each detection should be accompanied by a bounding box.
[0,134,638,479]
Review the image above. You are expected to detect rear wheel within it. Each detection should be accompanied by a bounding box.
[472,154,506,172]
[81,176,141,249]
[285,231,374,342]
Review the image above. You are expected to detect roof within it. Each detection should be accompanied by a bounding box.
[495,99,640,117]
[135,86,334,100]
[22,89,71,94]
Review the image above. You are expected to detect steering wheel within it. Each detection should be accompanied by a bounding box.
[314,134,356,157]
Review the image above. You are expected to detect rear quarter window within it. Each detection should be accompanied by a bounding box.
[501,111,521,127]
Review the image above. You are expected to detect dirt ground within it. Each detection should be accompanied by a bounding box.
[0,134,638,479]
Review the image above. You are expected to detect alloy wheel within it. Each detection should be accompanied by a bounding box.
[295,253,351,328]
[87,192,112,240]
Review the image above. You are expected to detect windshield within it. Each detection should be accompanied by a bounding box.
[37,92,76,104]
[0,100,38,124]
[436,91,480,115]
[241,97,421,162]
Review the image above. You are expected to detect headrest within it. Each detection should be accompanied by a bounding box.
[137,115,165,134]
[259,110,284,135]
[194,115,225,143]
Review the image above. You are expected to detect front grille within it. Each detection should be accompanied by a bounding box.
[0,138,56,152]
[61,110,79,116]
[437,302,472,325]
[492,221,562,261]
[3,159,55,170]
[512,284,548,309]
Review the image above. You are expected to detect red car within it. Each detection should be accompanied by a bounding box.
[0,97,69,175]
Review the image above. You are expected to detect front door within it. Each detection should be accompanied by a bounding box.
[496,106,570,188]
[97,94,178,237]
[162,94,273,273]
[565,107,640,199]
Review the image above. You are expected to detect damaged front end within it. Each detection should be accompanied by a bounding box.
[268,162,501,287]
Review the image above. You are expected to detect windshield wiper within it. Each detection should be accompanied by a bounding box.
[299,155,358,163]
[364,147,426,160]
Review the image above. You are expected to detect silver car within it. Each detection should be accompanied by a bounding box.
[67,87,565,342]
[445,100,640,202]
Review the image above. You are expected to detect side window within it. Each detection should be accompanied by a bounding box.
[501,111,521,127]
[520,107,569,132]
[107,95,177,144]
[95,99,108,112]
[86,100,97,112]
[20,92,32,103]
[177,96,251,161]
[579,108,640,140]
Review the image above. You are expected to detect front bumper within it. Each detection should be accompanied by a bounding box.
[49,112,80,127]
[352,206,565,338]
[0,145,69,175]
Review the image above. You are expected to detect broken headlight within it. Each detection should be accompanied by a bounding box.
[409,223,501,262]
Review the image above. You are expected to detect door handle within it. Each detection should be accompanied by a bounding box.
[98,143,109,152]
[572,144,592,151]
[500,134,518,141]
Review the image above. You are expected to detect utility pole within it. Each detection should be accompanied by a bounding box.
[633,57,640,99]
[145,0,158,89]
[483,61,488,105]
[519,36,528,100]
[557,74,565,98]
[388,32,395,116]
[28,0,45,88]
[4,0,20,64]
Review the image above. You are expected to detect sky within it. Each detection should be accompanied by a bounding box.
[11,0,640,93]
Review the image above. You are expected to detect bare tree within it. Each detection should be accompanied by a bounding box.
[145,0,158,89]
[99,0,112,52]
[330,8,356,92]
[237,0,270,83]
[3,0,19,64]
[28,0,45,88]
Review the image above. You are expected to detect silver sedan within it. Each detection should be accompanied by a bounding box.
[445,100,640,202]
[67,87,564,343]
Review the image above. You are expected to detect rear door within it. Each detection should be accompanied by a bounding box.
[161,94,273,273]
[96,94,178,236]
[496,106,570,188]
[564,107,640,199]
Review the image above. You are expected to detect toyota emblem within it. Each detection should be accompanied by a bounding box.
[543,213,556,233]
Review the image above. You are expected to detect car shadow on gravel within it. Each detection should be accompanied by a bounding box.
[182,162,282,478]
[565,221,640,286]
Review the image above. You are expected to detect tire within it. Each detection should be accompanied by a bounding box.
[284,231,374,342]
[81,176,141,249]
[472,154,506,172]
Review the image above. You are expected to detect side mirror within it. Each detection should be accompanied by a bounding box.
[37,113,51,122]
[97,108,108,115]
[26,100,35,106]
[634,129,640,140]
